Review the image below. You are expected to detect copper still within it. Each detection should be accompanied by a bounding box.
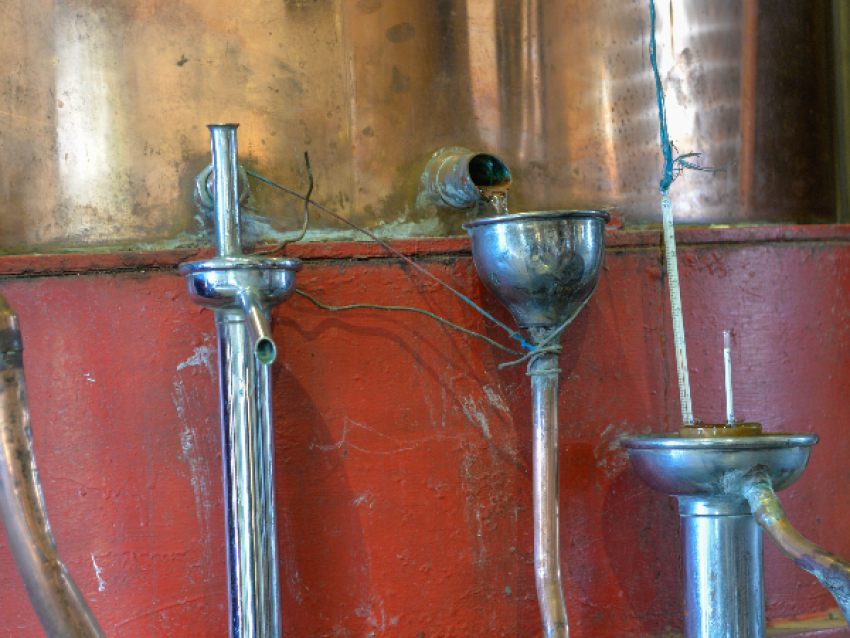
[0,0,837,253]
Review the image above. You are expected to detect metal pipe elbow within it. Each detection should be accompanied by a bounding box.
[743,473,850,619]
[421,147,511,209]
[237,289,277,365]
[0,292,105,638]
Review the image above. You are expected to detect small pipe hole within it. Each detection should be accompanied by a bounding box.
[256,338,277,365]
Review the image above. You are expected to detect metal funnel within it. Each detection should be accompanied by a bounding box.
[464,209,609,638]
[464,210,610,329]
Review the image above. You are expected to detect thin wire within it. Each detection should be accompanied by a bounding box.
[252,152,313,256]
[497,280,597,370]
[295,289,525,356]
[245,169,533,351]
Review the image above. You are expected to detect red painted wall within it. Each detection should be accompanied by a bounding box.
[0,229,849,637]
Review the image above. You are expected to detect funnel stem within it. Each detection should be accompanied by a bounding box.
[0,293,105,638]
[530,352,569,638]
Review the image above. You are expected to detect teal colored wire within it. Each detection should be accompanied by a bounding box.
[295,289,525,356]
[245,169,533,351]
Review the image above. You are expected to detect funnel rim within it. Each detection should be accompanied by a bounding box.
[179,256,302,275]
[622,432,818,451]
[463,210,610,229]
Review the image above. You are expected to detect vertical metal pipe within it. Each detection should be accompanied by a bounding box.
[259,365,281,638]
[207,124,281,638]
[208,124,242,257]
[530,350,569,638]
[678,498,764,638]
[217,312,281,638]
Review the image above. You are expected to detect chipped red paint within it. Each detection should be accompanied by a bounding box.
[0,231,849,636]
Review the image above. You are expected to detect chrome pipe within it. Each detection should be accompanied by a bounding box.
[209,124,242,257]
[744,474,850,618]
[237,290,277,366]
[0,292,106,638]
[529,342,568,638]
[678,498,764,638]
[217,313,281,638]
[185,123,286,638]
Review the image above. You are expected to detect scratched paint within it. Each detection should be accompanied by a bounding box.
[0,233,849,636]
[91,554,106,592]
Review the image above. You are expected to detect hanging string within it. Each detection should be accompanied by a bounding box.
[650,0,735,425]
[649,0,731,195]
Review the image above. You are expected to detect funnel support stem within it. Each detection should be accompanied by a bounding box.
[531,351,569,637]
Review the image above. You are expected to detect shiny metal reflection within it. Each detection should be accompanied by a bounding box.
[467,211,609,638]
[180,124,301,638]
[465,211,609,328]
[623,433,820,637]
[0,1,835,252]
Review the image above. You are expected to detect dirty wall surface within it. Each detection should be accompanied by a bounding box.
[0,230,848,636]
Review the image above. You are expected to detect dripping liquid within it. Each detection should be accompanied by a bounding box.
[480,189,509,217]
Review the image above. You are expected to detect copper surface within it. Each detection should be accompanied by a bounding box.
[0,0,835,253]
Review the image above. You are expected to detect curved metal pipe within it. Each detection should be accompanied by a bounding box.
[422,147,512,209]
[744,473,850,618]
[529,344,569,638]
[237,289,277,365]
[0,292,106,638]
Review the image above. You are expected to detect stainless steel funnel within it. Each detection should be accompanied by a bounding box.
[465,211,610,328]
[465,210,609,638]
